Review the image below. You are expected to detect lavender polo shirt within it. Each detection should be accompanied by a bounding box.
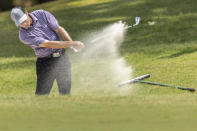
[19,9,63,58]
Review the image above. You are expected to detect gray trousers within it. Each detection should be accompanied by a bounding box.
[35,53,71,95]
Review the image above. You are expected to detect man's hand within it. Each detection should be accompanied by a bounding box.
[72,41,85,52]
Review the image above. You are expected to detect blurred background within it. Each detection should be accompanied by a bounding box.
[0,0,54,11]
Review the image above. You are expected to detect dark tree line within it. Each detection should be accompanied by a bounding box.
[0,0,54,11]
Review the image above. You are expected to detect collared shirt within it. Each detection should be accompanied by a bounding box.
[19,9,63,58]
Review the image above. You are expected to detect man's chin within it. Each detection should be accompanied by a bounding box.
[23,26,30,29]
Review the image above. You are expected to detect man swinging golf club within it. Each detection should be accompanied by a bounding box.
[10,7,84,95]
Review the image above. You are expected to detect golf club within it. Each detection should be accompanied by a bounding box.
[119,74,195,92]
[125,16,141,29]
[70,47,78,52]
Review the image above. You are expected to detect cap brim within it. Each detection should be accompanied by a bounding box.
[16,14,27,27]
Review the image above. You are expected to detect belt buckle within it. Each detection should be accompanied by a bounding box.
[52,52,61,57]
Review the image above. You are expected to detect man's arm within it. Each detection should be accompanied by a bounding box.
[40,26,84,50]
[55,26,72,41]
[54,26,84,51]
[40,40,82,49]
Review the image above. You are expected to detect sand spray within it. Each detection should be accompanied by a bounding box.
[71,21,133,96]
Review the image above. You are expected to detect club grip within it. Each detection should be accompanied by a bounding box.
[178,87,195,92]
[118,74,150,87]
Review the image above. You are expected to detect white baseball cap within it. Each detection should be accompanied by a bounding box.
[10,7,27,27]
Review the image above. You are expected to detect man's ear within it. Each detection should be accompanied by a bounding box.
[25,10,28,15]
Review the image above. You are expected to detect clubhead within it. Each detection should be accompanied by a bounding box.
[133,17,141,26]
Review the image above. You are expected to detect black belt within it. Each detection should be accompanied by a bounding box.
[41,49,65,58]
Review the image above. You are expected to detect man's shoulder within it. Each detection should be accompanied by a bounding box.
[31,9,47,16]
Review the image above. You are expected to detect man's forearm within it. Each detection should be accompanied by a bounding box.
[51,26,84,51]
[40,40,77,48]
[56,26,72,41]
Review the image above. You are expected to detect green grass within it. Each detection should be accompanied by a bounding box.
[1,0,197,130]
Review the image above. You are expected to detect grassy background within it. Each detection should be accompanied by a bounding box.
[1,0,197,130]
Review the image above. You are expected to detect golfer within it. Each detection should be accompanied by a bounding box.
[10,7,84,95]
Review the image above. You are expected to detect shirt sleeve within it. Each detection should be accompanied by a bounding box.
[19,34,46,48]
[43,10,59,31]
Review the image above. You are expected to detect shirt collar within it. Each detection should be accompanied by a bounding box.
[29,13,38,22]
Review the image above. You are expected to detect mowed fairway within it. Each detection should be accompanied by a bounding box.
[1,0,197,130]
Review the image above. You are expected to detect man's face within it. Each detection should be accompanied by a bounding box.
[19,12,31,29]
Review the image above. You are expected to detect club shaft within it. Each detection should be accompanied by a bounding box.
[136,80,195,92]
